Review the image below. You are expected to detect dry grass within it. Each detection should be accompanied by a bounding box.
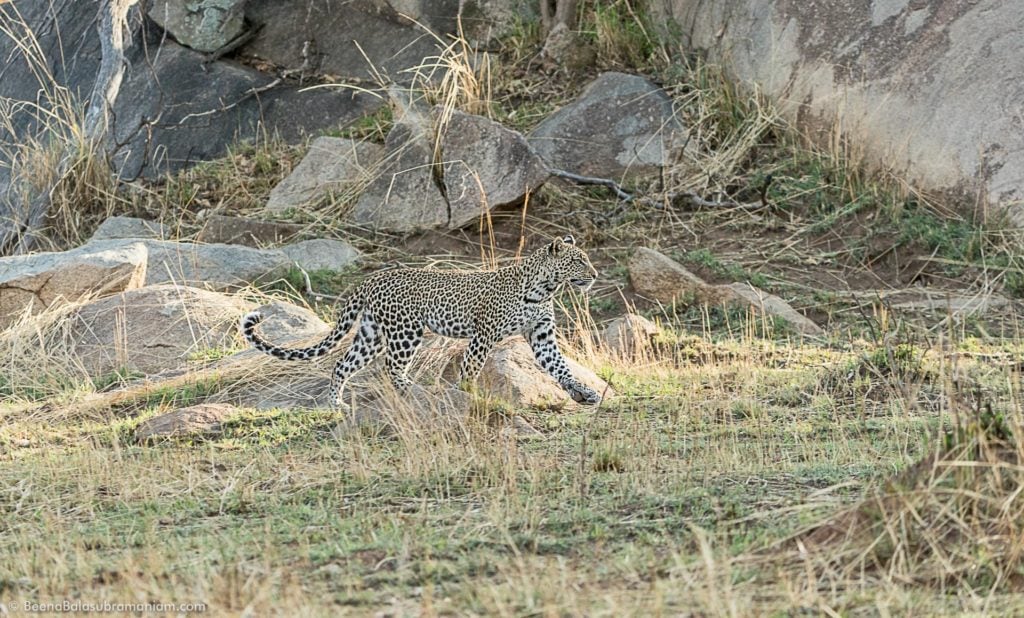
[4,278,1024,614]
[0,4,122,253]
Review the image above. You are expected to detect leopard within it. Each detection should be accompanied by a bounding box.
[240,235,603,408]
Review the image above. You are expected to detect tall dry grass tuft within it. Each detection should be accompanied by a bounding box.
[662,56,780,201]
[766,358,1024,598]
[0,296,94,404]
[405,16,494,125]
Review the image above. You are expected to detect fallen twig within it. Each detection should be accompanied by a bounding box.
[549,168,760,219]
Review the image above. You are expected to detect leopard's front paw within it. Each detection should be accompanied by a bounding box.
[566,382,601,405]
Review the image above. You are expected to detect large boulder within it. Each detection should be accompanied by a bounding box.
[653,0,1024,220]
[348,113,451,232]
[280,239,362,272]
[266,137,384,214]
[139,240,289,289]
[241,0,445,84]
[440,110,550,228]
[148,0,247,53]
[0,241,148,328]
[529,72,685,181]
[111,41,383,181]
[68,285,254,377]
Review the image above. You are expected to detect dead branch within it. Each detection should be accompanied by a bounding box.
[549,167,761,217]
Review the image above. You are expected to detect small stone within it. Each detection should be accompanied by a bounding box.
[602,313,660,358]
[134,403,239,440]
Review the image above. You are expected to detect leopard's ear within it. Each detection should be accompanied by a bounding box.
[562,234,576,245]
[548,236,566,255]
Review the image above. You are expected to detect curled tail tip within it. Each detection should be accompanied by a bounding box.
[241,310,264,330]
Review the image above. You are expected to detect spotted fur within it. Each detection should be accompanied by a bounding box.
[241,236,602,408]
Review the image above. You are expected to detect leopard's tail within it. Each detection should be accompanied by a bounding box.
[241,292,363,361]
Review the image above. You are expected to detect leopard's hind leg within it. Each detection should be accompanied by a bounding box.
[328,314,383,409]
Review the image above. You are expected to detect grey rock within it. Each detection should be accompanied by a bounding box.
[0,241,148,328]
[248,301,331,345]
[196,214,304,246]
[893,292,1011,316]
[723,283,823,337]
[281,239,362,272]
[602,313,661,358]
[0,8,382,252]
[349,120,450,232]
[468,338,613,407]
[139,240,289,289]
[440,110,550,229]
[242,0,445,84]
[529,72,685,181]
[628,247,822,336]
[654,0,1024,220]
[69,284,254,377]
[266,137,384,214]
[628,247,719,305]
[148,0,247,53]
[134,403,239,440]
[91,216,167,241]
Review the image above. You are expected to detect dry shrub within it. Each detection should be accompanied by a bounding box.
[779,396,1024,595]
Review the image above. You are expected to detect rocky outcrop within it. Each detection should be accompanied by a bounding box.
[628,247,822,336]
[529,72,685,181]
[0,3,381,254]
[111,41,382,182]
[441,110,550,228]
[68,285,253,377]
[0,241,148,328]
[134,403,239,440]
[653,0,1024,220]
[243,0,447,84]
[266,137,384,214]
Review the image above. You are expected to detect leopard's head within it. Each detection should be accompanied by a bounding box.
[539,235,598,292]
